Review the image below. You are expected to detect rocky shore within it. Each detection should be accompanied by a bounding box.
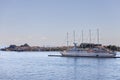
[0,43,68,52]
[0,43,120,52]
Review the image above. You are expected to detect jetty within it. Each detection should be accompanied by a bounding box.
[48,54,120,58]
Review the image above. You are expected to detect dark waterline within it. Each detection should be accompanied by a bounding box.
[0,51,120,80]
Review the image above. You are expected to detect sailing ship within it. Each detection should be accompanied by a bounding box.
[60,29,116,57]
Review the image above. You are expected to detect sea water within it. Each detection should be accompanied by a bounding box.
[0,51,120,80]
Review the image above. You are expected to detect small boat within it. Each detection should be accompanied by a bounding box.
[60,43,116,57]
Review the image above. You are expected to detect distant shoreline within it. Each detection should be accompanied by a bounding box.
[0,43,68,52]
[1,43,120,52]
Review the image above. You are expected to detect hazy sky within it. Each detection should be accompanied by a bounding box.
[0,0,120,46]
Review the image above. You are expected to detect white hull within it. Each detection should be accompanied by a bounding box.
[60,51,116,57]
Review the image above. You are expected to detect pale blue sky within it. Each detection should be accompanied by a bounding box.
[0,0,120,46]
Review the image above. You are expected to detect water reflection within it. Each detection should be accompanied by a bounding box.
[65,57,118,80]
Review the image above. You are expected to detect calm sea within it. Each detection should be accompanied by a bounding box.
[0,51,120,80]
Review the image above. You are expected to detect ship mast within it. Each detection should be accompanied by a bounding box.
[66,32,69,47]
[73,30,75,43]
[73,30,77,49]
[82,30,83,43]
[89,29,91,43]
[97,29,99,44]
